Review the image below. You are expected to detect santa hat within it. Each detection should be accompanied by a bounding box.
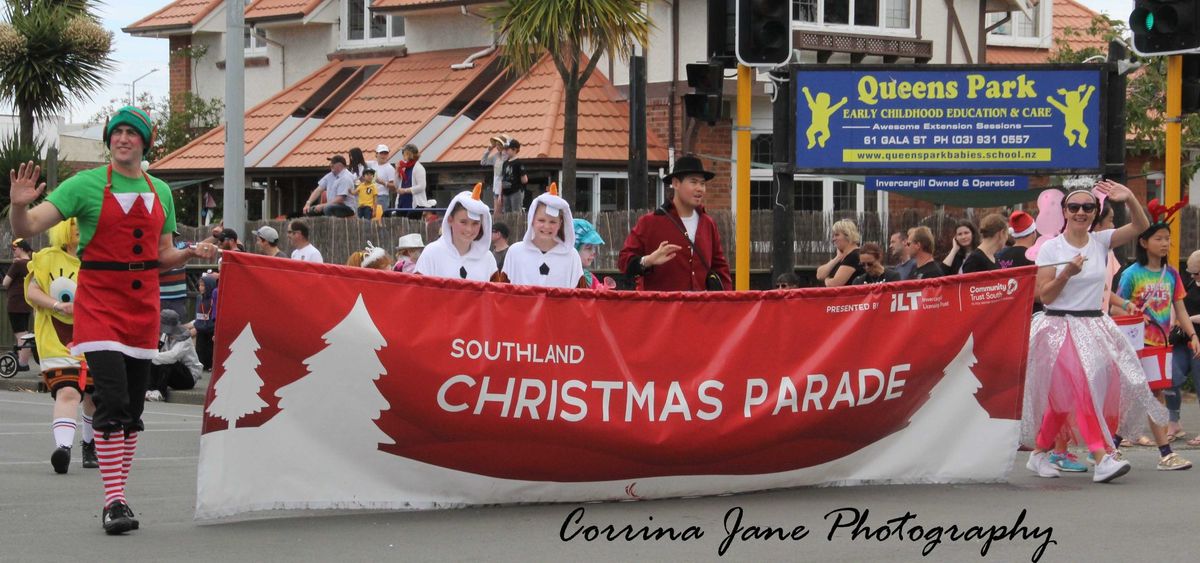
[524,183,576,248]
[1009,211,1036,239]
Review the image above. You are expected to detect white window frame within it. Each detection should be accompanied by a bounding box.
[341,0,406,48]
[571,171,634,214]
[794,0,918,38]
[244,26,268,54]
[986,1,1052,49]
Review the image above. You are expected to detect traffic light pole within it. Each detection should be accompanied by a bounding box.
[1168,55,1183,269]
[736,65,752,291]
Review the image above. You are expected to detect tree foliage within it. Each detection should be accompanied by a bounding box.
[0,0,113,146]
[1050,14,1200,176]
[488,0,651,203]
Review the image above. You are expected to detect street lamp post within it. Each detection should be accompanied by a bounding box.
[129,68,159,105]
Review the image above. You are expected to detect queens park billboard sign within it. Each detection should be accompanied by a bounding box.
[792,65,1106,176]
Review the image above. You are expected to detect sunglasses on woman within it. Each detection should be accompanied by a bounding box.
[1065,202,1098,213]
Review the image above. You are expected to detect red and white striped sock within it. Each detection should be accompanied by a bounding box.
[95,430,125,508]
[120,431,138,490]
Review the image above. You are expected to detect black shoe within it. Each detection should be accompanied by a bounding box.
[51,446,70,474]
[125,503,140,530]
[102,501,136,535]
[81,441,98,469]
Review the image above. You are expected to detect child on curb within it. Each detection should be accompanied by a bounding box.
[393,234,424,273]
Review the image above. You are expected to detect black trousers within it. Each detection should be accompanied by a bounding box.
[196,331,214,370]
[149,362,195,395]
[85,351,150,434]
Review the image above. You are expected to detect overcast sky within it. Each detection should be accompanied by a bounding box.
[46,0,1143,124]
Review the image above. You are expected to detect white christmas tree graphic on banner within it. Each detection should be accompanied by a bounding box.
[272,294,393,449]
[206,324,269,428]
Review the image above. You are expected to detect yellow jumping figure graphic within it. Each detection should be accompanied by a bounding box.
[802,86,848,149]
[1045,84,1095,148]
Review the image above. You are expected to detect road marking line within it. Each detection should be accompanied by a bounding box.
[0,398,202,418]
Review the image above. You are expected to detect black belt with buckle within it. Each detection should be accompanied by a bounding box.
[80,260,159,271]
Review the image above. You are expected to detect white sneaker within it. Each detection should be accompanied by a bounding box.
[1093,453,1132,483]
[1026,452,1060,478]
[144,390,163,402]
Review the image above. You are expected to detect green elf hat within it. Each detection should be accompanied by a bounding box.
[104,106,155,155]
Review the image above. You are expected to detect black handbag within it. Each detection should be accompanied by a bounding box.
[1169,326,1191,347]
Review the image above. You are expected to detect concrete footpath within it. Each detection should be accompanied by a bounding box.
[1,389,1199,562]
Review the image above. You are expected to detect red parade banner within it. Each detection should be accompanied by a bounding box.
[196,252,1034,520]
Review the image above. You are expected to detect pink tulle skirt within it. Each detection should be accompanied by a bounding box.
[1020,313,1168,449]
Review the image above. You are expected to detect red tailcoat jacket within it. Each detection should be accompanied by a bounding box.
[618,203,732,291]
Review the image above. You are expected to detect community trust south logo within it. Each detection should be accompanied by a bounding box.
[968,279,1019,305]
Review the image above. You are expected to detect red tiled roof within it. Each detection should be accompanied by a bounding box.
[986,0,1110,63]
[276,49,492,167]
[435,55,669,164]
[244,0,327,22]
[152,48,494,172]
[371,0,491,11]
[124,0,222,33]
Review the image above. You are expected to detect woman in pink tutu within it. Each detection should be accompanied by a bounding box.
[1022,180,1168,483]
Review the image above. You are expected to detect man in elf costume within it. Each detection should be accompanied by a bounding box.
[24,218,97,474]
[8,106,218,535]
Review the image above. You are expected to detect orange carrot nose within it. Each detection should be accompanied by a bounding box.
[548,182,558,196]
[471,182,483,200]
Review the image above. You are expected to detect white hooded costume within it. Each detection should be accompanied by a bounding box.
[501,184,585,288]
[414,185,497,281]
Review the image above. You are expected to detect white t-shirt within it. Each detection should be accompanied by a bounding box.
[1035,229,1114,311]
[372,162,396,197]
[680,212,700,243]
[291,244,324,263]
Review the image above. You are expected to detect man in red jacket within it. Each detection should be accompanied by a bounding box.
[619,155,732,291]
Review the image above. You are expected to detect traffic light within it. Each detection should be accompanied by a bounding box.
[1131,1,1200,56]
[683,62,724,125]
[736,0,792,66]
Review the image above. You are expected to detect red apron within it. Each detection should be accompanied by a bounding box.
[72,165,165,359]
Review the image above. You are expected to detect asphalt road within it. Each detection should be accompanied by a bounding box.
[2,388,1198,563]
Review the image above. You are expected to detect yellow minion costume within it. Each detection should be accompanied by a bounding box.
[25,219,89,396]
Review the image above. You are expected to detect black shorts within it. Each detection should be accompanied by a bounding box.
[7,312,29,333]
[41,367,94,399]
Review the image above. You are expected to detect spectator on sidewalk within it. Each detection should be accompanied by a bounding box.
[942,219,979,275]
[193,273,218,372]
[618,155,730,292]
[492,222,511,270]
[287,220,323,263]
[393,233,424,273]
[815,219,863,287]
[347,147,368,181]
[482,135,509,211]
[146,309,201,402]
[159,232,189,320]
[500,139,528,213]
[347,242,393,270]
[888,230,916,280]
[907,226,944,279]
[415,184,497,281]
[253,226,284,258]
[4,237,34,370]
[961,214,1009,273]
[774,272,801,289]
[351,168,378,219]
[851,243,899,285]
[216,228,244,252]
[302,155,356,217]
[373,144,396,210]
[501,183,585,288]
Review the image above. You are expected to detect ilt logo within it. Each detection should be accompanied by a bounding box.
[890,291,921,313]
